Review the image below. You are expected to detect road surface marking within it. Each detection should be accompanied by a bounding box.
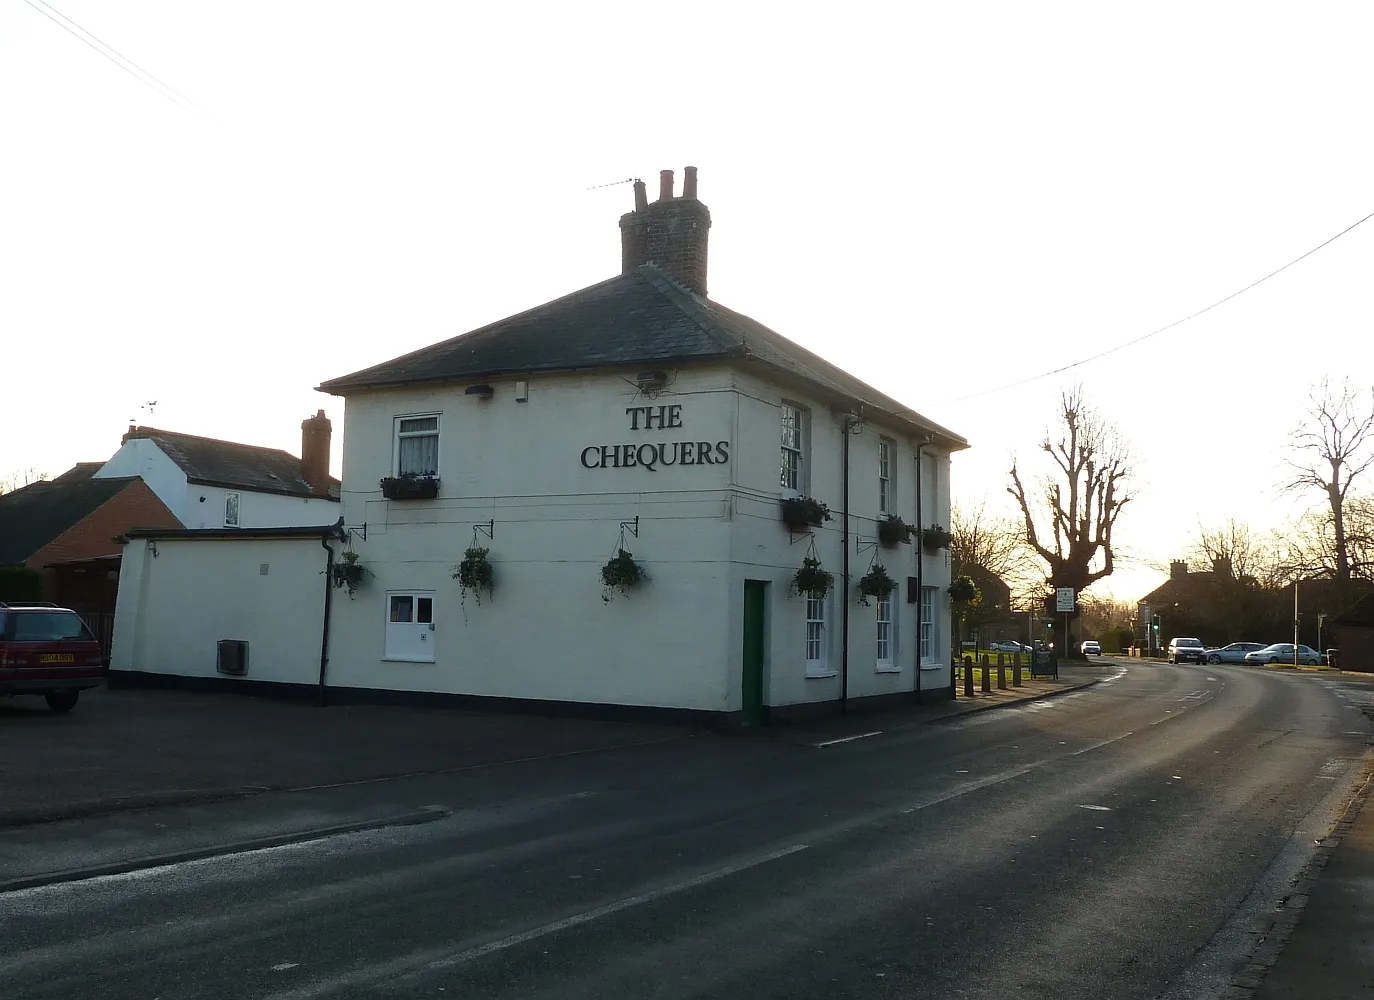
[1078,804,1112,811]
[1207,676,1218,681]
[812,731,883,748]
[272,963,300,972]
[261,844,810,998]
[1070,733,1133,756]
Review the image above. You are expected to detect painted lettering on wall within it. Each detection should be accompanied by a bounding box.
[580,405,730,472]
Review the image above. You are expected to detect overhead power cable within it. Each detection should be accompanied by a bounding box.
[22,0,204,115]
[944,209,1374,403]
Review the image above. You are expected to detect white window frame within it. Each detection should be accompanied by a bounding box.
[224,491,240,527]
[878,438,894,513]
[393,414,441,478]
[383,590,437,663]
[805,591,833,677]
[920,586,937,665]
[876,593,898,672]
[780,402,807,495]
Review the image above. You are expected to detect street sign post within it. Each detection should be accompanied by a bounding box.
[1055,587,1075,612]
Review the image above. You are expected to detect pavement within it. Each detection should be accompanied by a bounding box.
[5,658,1372,999]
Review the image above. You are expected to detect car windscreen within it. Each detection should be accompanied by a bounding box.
[11,612,94,642]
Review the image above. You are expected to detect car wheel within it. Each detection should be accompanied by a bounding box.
[44,690,79,713]
[1207,654,1221,664]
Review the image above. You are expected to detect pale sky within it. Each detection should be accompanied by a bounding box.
[4,1,1372,604]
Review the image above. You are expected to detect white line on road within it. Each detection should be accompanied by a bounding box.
[1077,804,1112,811]
[261,844,811,999]
[813,731,883,748]
[1070,732,1134,756]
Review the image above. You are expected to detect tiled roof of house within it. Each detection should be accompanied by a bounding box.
[123,428,341,501]
[49,462,103,484]
[318,265,968,448]
[0,476,138,565]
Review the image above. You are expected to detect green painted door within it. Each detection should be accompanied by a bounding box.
[742,581,767,726]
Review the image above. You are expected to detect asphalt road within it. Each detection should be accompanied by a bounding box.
[3,662,1372,1000]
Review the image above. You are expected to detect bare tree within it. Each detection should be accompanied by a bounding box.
[950,500,1036,593]
[0,467,48,495]
[1285,377,1374,600]
[1190,519,1281,586]
[1008,386,1134,595]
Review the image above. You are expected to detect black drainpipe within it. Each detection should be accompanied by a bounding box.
[840,413,853,715]
[914,443,924,704]
[318,531,337,707]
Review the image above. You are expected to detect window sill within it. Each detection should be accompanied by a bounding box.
[805,669,838,679]
[875,665,901,674]
[381,657,436,664]
[919,662,943,670]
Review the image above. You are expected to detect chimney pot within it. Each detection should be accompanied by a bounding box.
[682,166,698,199]
[619,164,711,294]
[633,178,648,212]
[658,169,674,201]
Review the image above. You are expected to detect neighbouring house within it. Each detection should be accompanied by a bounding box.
[110,167,968,726]
[0,470,181,649]
[94,412,340,529]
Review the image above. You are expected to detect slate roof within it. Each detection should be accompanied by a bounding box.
[122,428,341,501]
[0,476,138,565]
[49,462,102,485]
[318,265,967,448]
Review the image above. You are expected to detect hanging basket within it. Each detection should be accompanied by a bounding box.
[856,564,897,607]
[331,550,366,599]
[921,524,953,554]
[949,574,981,606]
[601,549,646,603]
[877,515,912,547]
[793,556,834,599]
[781,496,832,531]
[452,546,494,607]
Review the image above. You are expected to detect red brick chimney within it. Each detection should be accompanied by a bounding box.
[300,409,333,497]
[619,165,712,295]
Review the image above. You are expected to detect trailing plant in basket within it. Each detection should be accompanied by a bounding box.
[856,564,897,607]
[452,546,494,607]
[780,496,832,530]
[601,549,646,603]
[949,574,981,608]
[877,514,911,547]
[793,557,834,599]
[921,524,953,552]
[331,550,365,598]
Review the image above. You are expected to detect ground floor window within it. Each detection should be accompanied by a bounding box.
[920,586,936,663]
[384,591,436,662]
[876,595,896,671]
[805,593,829,676]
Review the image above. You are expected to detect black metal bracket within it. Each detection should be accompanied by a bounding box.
[789,528,814,545]
[854,536,879,553]
[472,519,494,541]
[345,522,368,543]
[620,516,639,538]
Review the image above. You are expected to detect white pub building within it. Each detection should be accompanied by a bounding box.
[110,168,967,726]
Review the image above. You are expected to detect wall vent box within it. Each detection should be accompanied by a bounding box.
[514,380,528,401]
[217,639,248,676]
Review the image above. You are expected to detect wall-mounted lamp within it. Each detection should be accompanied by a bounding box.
[634,371,667,392]
[465,384,494,399]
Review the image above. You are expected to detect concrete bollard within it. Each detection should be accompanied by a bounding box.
[964,655,974,698]
[981,653,991,693]
[997,651,1007,690]
[1013,652,1023,687]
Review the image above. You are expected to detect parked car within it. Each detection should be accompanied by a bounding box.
[1081,640,1101,656]
[0,602,107,712]
[1244,643,1323,666]
[1167,637,1208,664]
[1205,641,1266,664]
[988,641,1028,653]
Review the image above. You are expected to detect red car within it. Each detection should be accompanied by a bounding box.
[0,602,107,712]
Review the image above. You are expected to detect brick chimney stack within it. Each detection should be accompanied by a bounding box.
[1170,560,1188,579]
[300,409,333,497]
[618,165,712,296]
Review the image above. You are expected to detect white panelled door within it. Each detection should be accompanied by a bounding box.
[385,592,436,662]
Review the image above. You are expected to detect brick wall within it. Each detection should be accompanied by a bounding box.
[27,480,181,603]
[618,167,712,295]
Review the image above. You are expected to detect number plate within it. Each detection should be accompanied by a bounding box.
[37,653,75,664]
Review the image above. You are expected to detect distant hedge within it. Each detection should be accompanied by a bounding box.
[0,566,42,602]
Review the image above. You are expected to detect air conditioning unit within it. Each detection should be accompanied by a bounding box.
[217,639,248,676]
